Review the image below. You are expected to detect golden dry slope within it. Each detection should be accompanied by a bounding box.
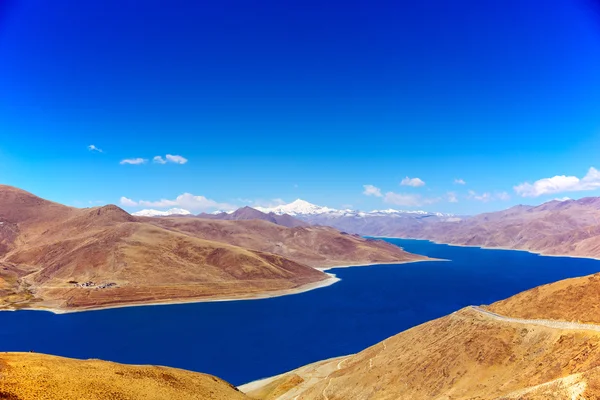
[242,272,600,400]
[0,185,426,311]
[0,352,249,400]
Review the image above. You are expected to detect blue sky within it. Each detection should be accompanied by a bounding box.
[1,0,600,214]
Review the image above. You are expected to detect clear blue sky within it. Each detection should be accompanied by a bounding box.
[1,0,600,214]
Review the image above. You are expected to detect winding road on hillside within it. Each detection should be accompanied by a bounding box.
[469,306,600,332]
[243,306,600,399]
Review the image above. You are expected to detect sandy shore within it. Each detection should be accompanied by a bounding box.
[1,272,341,315]
[316,258,445,271]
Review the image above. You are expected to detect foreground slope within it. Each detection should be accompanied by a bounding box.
[0,352,249,400]
[242,272,600,399]
[0,185,425,311]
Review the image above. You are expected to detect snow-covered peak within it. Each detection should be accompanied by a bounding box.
[255,199,337,216]
[132,208,192,217]
[254,199,452,217]
[211,209,235,215]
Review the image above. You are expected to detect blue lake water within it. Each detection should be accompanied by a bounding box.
[2,238,600,385]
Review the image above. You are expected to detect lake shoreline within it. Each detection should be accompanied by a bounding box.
[1,259,434,315]
[370,236,600,261]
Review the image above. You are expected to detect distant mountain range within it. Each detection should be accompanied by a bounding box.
[198,206,309,228]
[382,197,600,258]
[134,199,457,231]
[131,196,600,258]
[253,199,459,235]
[255,199,454,218]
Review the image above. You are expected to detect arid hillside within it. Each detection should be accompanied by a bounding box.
[375,197,600,258]
[242,271,600,399]
[0,352,249,400]
[0,185,425,311]
[144,217,420,269]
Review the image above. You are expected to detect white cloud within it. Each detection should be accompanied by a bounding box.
[88,144,103,153]
[467,190,491,202]
[447,191,458,203]
[514,167,600,197]
[400,177,425,187]
[151,154,188,165]
[496,191,511,201]
[454,178,466,185]
[363,184,383,197]
[554,197,571,202]
[466,190,509,202]
[120,197,138,207]
[129,193,236,211]
[252,198,286,208]
[120,158,147,165]
[384,192,439,207]
[165,154,188,164]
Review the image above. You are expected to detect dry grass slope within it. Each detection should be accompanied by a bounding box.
[0,352,249,400]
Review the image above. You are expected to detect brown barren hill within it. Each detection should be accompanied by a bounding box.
[242,273,600,399]
[143,217,422,268]
[0,352,249,400]
[0,185,426,312]
[382,197,600,259]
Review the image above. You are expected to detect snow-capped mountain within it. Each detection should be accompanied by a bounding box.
[255,199,453,218]
[252,199,458,236]
[132,208,192,217]
[255,199,337,216]
[211,209,235,215]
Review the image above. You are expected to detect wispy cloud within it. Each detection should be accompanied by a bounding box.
[514,167,600,197]
[119,197,138,207]
[165,154,188,164]
[400,177,425,187]
[88,144,103,153]
[151,154,188,165]
[252,198,286,208]
[454,178,466,185]
[363,184,383,197]
[467,190,490,202]
[467,190,510,202]
[447,191,458,203]
[384,192,439,207]
[120,158,147,165]
[120,193,236,211]
[496,191,511,201]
